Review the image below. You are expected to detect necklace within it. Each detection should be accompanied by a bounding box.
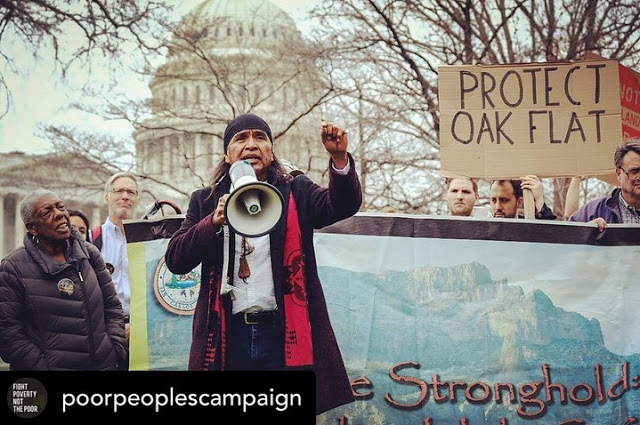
[238,236,254,280]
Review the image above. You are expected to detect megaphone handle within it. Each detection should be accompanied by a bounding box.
[219,224,235,300]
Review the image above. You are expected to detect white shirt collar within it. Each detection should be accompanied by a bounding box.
[104,217,121,235]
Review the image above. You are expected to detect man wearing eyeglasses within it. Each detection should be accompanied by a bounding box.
[569,138,640,230]
[92,172,140,347]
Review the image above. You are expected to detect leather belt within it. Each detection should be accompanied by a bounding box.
[236,310,280,326]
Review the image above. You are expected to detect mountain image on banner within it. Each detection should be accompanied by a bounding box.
[318,262,640,425]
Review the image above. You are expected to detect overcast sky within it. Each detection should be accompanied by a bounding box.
[0,0,317,155]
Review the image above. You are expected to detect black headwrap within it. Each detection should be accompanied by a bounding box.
[223,113,273,152]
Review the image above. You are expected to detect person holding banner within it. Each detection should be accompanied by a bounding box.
[489,176,556,219]
[570,138,640,230]
[164,113,361,415]
[0,189,127,370]
[445,177,479,216]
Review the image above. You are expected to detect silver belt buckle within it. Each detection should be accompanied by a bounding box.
[244,311,259,325]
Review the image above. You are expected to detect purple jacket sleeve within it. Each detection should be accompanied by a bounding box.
[302,154,362,229]
[164,190,221,275]
[569,191,619,224]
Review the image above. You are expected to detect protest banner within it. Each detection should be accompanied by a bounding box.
[315,214,640,424]
[438,60,622,180]
[126,213,640,424]
[124,216,197,370]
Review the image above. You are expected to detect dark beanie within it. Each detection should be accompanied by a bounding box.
[223,113,273,152]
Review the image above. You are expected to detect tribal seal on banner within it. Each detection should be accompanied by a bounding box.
[153,257,200,315]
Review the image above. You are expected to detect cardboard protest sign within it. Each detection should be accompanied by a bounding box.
[438,60,622,180]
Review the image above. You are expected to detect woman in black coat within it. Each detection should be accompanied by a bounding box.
[0,189,127,370]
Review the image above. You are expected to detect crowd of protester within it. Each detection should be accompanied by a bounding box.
[1,112,638,415]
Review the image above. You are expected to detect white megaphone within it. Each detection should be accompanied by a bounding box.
[224,160,285,237]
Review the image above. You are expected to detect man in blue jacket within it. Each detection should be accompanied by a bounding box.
[570,138,640,230]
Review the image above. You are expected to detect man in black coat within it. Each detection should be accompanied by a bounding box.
[165,113,361,415]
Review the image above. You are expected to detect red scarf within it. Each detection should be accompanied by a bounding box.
[282,194,314,366]
[202,193,313,370]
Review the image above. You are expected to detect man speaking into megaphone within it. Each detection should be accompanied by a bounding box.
[164,113,362,415]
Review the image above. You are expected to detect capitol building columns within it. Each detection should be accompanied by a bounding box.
[133,0,328,205]
[14,197,21,250]
[2,0,333,256]
[0,182,109,256]
[0,193,25,255]
[194,133,206,174]
[0,193,23,257]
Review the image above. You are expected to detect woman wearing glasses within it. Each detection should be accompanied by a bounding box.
[0,189,127,370]
[569,138,640,230]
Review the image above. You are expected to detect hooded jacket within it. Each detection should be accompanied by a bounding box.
[0,230,127,370]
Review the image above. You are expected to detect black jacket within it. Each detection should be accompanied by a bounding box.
[0,230,127,370]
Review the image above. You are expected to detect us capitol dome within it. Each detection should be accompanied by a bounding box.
[0,0,329,259]
[133,0,328,205]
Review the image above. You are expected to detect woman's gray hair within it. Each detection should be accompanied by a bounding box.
[20,189,58,226]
